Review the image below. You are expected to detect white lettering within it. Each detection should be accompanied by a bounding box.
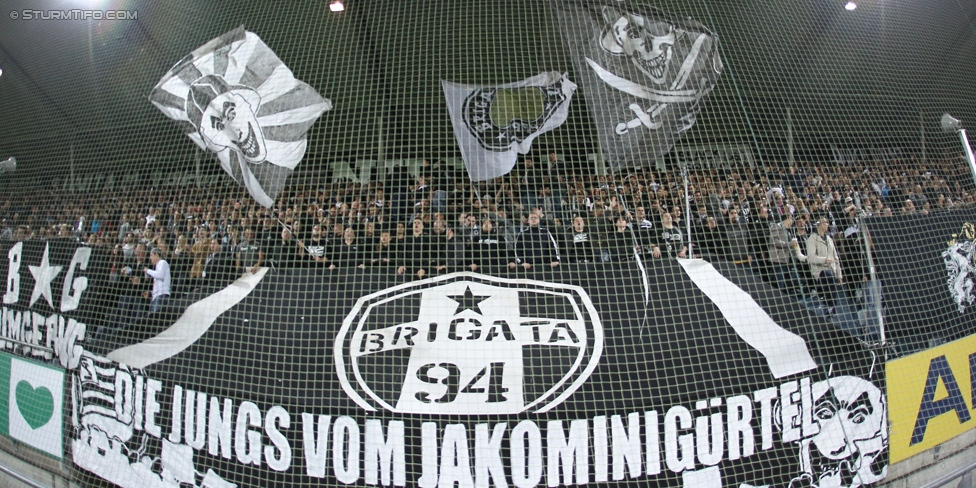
[440,424,474,488]
[365,419,405,486]
[475,423,507,488]
[332,416,360,484]
[419,422,439,488]
[611,413,641,480]
[235,401,262,466]
[593,416,608,483]
[4,243,22,304]
[546,419,588,486]
[144,378,163,438]
[185,390,207,450]
[645,411,661,475]
[113,370,133,425]
[664,405,694,473]
[695,399,724,466]
[780,380,801,443]
[169,385,183,443]
[264,406,291,472]
[754,387,777,450]
[60,247,90,313]
[726,395,754,461]
[301,413,331,478]
[208,397,233,459]
[510,420,542,488]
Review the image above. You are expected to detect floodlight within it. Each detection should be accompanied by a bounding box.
[942,113,963,133]
[0,157,15,174]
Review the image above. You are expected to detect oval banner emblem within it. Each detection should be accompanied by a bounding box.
[335,272,603,415]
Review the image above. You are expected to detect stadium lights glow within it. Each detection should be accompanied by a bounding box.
[845,2,857,10]
[329,0,345,12]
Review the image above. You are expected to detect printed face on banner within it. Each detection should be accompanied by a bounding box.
[335,274,603,415]
[602,13,676,85]
[789,376,888,488]
[198,89,268,164]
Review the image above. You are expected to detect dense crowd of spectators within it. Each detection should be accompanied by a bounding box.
[1,151,973,328]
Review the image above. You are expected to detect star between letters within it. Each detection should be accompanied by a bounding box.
[29,243,63,309]
[448,286,490,316]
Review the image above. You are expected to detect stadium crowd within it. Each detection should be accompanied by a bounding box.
[1,151,972,327]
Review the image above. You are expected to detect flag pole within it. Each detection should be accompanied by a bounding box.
[959,129,976,189]
[683,162,692,258]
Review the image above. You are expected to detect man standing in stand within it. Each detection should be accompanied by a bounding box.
[510,212,560,270]
[143,248,171,313]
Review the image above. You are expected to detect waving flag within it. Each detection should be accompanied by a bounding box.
[553,1,722,172]
[149,26,331,207]
[443,72,576,182]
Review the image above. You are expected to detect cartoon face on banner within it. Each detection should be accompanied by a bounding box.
[787,376,888,488]
[149,27,331,208]
[190,75,268,164]
[601,12,676,85]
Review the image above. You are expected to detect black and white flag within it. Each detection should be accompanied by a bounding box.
[443,72,577,182]
[149,26,332,208]
[554,1,722,172]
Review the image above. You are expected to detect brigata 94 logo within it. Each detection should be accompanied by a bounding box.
[334,273,603,415]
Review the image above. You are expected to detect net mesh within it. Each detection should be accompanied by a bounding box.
[0,0,974,486]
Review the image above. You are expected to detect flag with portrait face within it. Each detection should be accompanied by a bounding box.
[149,26,332,207]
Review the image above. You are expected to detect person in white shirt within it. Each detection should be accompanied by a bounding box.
[143,248,172,313]
[797,217,844,315]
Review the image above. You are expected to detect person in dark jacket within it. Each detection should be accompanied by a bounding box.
[329,227,365,269]
[268,227,301,269]
[200,238,235,290]
[399,219,432,279]
[606,215,638,262]
[370,229,399,269]
[510,212,560,270]
[468,218,507,272]
[565,216,597,264]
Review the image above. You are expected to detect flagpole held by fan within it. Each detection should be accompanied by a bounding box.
[942,114,976,188]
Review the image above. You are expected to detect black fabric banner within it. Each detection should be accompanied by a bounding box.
[0,240,887,487]
[868,208,976,355]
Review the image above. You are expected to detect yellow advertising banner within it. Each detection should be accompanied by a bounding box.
[887,333,976,463]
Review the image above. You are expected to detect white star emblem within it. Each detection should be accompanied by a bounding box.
[29,243,63,309]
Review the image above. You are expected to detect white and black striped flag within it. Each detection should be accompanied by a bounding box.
[443,72,577,182]
[149,26,332,208]
[553,1,722,172]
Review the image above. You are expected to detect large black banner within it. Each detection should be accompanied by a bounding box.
[0,240,887,487]
[868,207,976,355]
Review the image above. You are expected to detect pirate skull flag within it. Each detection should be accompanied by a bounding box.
[443,72,577,182]
[553,1,722,173]
[149,26,332,207]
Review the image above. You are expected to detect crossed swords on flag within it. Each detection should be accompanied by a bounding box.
[586,33,710,135]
